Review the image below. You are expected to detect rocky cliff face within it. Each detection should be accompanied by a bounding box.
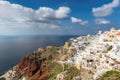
[1,28,120,80]
[15,46,66,80]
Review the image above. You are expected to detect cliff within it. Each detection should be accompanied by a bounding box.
[1,28,120,80]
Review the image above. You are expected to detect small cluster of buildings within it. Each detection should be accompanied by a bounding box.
[105,27,120,42]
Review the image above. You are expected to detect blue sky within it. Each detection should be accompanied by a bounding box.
[0,0,120,35]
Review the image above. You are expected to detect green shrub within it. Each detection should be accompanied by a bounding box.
[107,46,113,51]
[64,66,80,80]
[48,62,63,80]
[51,48,58,58]
[40,47,59,60]
[64,63,69,71]
[98,70,120,80]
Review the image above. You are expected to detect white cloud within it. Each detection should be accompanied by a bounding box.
[95,18,110,24]
[71,17,82,23]
[92,0,120,17]
[35,6,70,20]
[71,17,88,25]
[55,7,71,19]
[0,0,71,35]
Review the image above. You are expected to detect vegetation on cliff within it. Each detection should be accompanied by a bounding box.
[14,43,76,80]
[98,70,120,80]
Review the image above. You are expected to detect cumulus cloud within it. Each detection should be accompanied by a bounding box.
[95,18,110,24]
[0,0,71,35]
[71,17,88,25]
[92,0,120,17]
[55,7,71,19]
[35,7,70,20]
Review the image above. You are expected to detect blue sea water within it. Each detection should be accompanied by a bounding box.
[0,35,78,73]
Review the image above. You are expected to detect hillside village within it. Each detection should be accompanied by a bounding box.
[64,27,120,79]
[1,27,120,80]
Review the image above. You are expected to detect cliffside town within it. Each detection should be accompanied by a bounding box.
[1,28,120,80]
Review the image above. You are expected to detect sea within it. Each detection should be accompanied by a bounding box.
[0,35,78,73]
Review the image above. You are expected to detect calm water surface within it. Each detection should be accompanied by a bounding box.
[0,35,78,73]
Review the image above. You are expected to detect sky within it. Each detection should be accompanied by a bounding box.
[0,0,120,35]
